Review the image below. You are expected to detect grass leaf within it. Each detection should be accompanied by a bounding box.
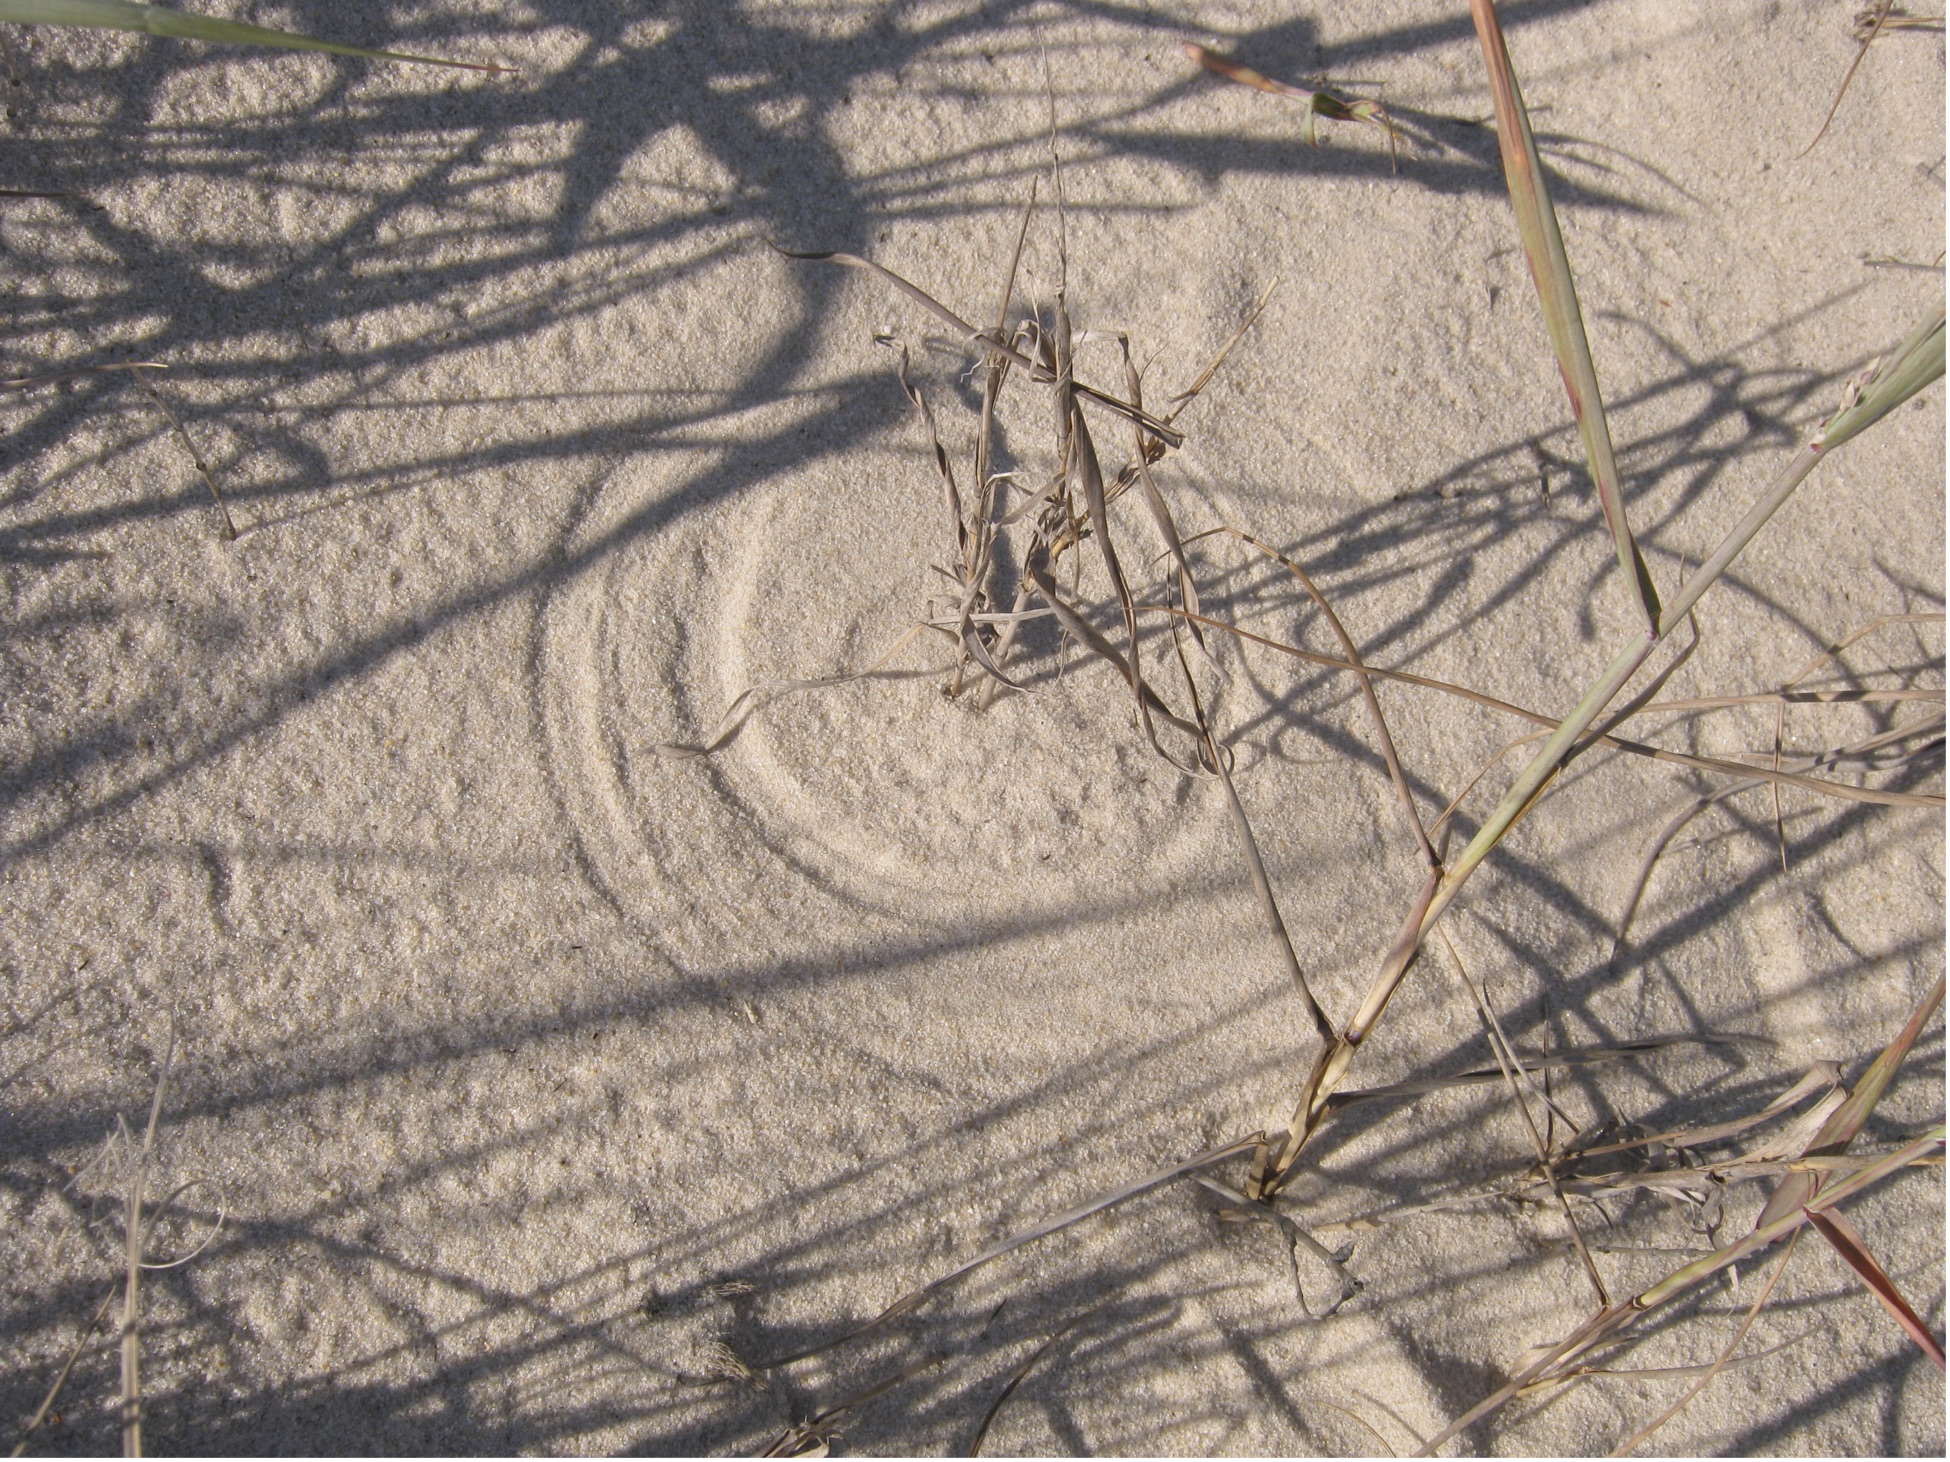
[0,0,510,71]
[1805,1207,1946,1368]
[1469,0,1659,629]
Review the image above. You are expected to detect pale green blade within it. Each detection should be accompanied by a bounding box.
[1814,302,1946,452]
[0,0,506,71]
[1471,0,1659,628]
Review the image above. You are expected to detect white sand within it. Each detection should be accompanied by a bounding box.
[2,2,1943,1454]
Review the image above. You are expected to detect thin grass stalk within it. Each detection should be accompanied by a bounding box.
[119,1029,174,1458]
[1426,980,1945,1447]
[965,1304,1107,1457]
[1219,526,1436,866]
[757,1134,1263,1368]
[777,247,1183,446]
[131,367,235,540]
[958,189,1036,698]
[11,1286,116,1458]
[1142,602,1942,808]
[1437,927,1608,1305]
[1610,719,1944,964]
[1,361,165,390]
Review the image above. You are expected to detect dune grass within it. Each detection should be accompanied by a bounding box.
[663,5,1945,1452]
[2,2,1939,1454]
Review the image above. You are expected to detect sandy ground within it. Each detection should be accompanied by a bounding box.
[1,1,1943,1455]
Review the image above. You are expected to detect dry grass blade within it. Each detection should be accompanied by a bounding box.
[130,366,235,540]
[757,1134,1262,1369]
[1057,309,1149,741]
[775,246,1183,447]
[1753,972,1943,1232]
[958,185,1037,700]
[1417,1124,1945,1454]
[1314,300,1945,1156]
[1563,1063,1842,1164]
[11,1285,116,1458]
[1777,611,1945,692]
[1424,977,1945,1449]
[1206,727,1332,1042]
[1323,1034,1759,1115]
[1182,42,1400,170]
[1437,928,1608,1305]
[1193,1175,1360,1317]
[1804,1205,1945,1368]
[963,1303,1107,1457]
[0,0,510,71]
[1610,719,1944,965]
[1145,603,1945,809]
[1162,281,1278,420]
[886,341,972,582]
[2,361,164,390]
[1732,974,1949,1365]
[1606,1229,1803,1456]
[1527,1328,1812,1396]
[1769,609,1947,865]
[1116,343,1210,654]
[1540,1150,1941,1204]
[118,1026,175,1458]
[1217,526,1436,865]
[1797,1,1941,158]
[1021,547,1203,748]
[1469,0,1658,628]
[655,624,934,759]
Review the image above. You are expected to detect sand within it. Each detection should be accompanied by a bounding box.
[1,1,1943,1454]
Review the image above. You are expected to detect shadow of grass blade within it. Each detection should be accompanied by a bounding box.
[0,0,510,70]
[1348,300,1946,1097]
[1469,0,1658,630]
[1606,1229,1804,1456]
[756,1135,1261,1369]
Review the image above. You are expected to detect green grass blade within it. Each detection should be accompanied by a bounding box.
[1433,299,1943,919]
[1659,300,1944,635]
[0,0,508,71]
[1813,301,1946,452]
[1294,302,1945,1147]
[1470,0,1659,629]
